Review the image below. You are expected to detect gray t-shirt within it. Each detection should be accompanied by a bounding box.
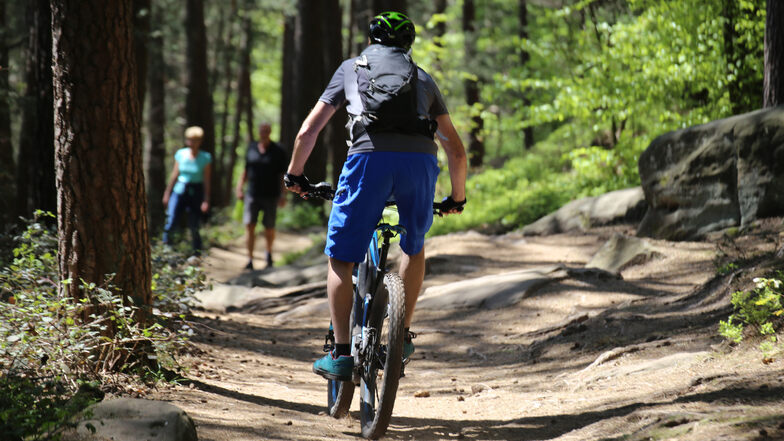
[319,52,448,156]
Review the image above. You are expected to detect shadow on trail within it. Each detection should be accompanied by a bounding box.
[190,314,327,364]
[185,377,325,415]
[411,267,732,371]
[378,385,784,440]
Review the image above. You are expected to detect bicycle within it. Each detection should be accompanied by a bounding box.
[303,181,447,439]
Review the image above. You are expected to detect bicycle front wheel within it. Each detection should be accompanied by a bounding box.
[359,273,406,439]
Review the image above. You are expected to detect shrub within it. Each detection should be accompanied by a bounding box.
[719,277,784,356]
[0,212,205,440]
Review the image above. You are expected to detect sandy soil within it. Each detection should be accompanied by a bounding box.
[148,221,784,441]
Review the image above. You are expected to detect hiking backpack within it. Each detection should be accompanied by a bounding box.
[350,44,437,142]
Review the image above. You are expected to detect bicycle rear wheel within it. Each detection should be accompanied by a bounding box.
[359,273,405,439]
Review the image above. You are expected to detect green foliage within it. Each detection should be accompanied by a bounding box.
[716,262,739,276]
[430,124,639,235]
[719,277,784,355]
[0,213,205,439]
[0,376,102,441]
[414,0,766,236]
[277,201,328,230]
[718,316,744,343]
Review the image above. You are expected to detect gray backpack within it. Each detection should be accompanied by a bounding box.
[351,44,437,141]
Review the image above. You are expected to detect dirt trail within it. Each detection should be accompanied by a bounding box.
[149,224,784,441]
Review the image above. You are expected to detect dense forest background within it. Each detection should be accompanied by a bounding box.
[0,0,774,237]
[0,1,783,438]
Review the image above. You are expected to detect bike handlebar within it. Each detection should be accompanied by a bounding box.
[294,182,454,216]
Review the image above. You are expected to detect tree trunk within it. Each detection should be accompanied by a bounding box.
[0,0,14,227]
[279,15,296,151]
[185,0,219,206]
[349,0,373,57]
[243,24,254,145]
[764,0,784,107]
[16,0,55,219]
[434,0,446,44]
[463,0,484,167]
[146,4,167,235]
[51,0,151,317]
[216,3,237,202]
[373,0,406,14]
[519,0,534,149]
[295,0,327,184]
[227,15,252,203]
[133,0,150,113]
[323,0,347,185]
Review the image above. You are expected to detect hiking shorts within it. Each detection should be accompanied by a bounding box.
[243,195,279,228]
[325,151,440,263]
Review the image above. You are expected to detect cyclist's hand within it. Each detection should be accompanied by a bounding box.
[439,196,466,215]
[284,173,311,197]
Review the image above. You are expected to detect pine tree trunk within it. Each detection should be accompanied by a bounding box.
[323,0,347,185]
[349,0,373,57]
[280,15,296,151]
[519,0,534,149]
[373,0,406,14]
[243,21,254,144]
[463,0,484,167]
[216,4,237,200]
[0,0,14,227]
[764,0,784,107]
[51,0,151,316]
[227,15,252,203]
[146,4,167,235]
[295,0,327,184]
[185,0,220,205]
[133,0,150,113]
[16,0,55,219]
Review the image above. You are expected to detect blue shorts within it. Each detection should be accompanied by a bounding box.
[325,152,440,263]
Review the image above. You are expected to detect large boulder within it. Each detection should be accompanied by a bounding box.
[638,106,784,240]
[63,398,197,441]
[521,187,646,236]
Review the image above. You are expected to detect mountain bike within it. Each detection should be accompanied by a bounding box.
[305,182,446,439]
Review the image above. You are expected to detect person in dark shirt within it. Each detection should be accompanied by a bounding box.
[235,123,288,270]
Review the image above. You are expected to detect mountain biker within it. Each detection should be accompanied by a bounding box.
[285,11,467,381]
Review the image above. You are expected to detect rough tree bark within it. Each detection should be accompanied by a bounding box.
[0,0,14,227]
[764,0,784,107]
[185,0,220,205]
[519,0,534,149]
[51,1,151,314]
[16,0,55,220]
[463,0,484,167]
[146,3,167,234]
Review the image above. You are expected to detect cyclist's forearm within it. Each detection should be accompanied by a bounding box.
[445,148,467,201]
[288,101,337,175]
[435,114,467,201]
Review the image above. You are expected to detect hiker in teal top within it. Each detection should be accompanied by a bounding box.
[162,126,213,254]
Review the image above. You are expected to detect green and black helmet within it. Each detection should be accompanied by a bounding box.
[368,11,415,50]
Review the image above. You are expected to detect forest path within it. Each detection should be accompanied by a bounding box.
[149,224,784,441]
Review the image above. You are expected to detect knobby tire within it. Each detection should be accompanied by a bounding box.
[360,273,406,439]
